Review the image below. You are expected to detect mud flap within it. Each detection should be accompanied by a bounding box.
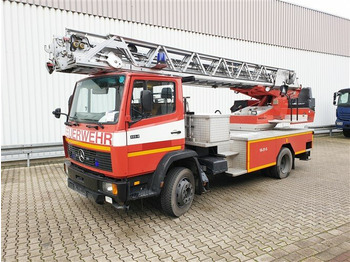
[194,158,209,194]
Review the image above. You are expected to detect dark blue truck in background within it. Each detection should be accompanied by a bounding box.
[334,88,350,137]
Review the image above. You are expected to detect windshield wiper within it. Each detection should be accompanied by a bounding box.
[65,121,79,126]
[65,116,80,126]
[86,123,104,130]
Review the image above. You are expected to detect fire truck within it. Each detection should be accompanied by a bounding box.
[45,29,315,217]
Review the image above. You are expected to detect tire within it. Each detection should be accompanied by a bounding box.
[263,168,274,177]
[268,147,293,179]
[161,167,195,217]
[343,129,350,137]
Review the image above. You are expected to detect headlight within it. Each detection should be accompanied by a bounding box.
[102,182,118,195]
[336,121,343,126]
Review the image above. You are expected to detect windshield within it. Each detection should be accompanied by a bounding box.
[338,92,350,107]
[69,75,125,123]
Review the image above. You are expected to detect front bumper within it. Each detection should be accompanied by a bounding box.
[335,120,350,129]
[66,161,129,206]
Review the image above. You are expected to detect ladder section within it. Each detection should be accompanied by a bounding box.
[45,28,296,88]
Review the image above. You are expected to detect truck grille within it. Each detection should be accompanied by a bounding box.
[338,112,350,120]
[68,144,112,172]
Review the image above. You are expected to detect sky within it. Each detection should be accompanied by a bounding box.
[282,0,350,20]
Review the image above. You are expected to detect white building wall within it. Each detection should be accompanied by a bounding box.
[2,1,350,147]
[8,0,350,57]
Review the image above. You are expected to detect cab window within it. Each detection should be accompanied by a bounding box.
[338,92,350,106]
[131,80,175,120]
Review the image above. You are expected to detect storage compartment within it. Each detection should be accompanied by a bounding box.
[186,114,230,143]
[198,156,228,175]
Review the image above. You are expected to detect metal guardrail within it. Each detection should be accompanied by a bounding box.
[310,125,341,136]
[1,143,64,167]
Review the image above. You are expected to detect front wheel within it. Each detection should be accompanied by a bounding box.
[343,129,350,137]
[161,167,195,217]
[268,147,293,179]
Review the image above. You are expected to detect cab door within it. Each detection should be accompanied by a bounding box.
[126,76,185,177]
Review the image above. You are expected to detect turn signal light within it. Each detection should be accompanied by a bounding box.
[112,184,118,195]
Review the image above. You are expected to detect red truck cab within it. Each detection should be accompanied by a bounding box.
[60,72,204,216]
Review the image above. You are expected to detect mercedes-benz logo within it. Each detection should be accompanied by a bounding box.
[77,149,85,162]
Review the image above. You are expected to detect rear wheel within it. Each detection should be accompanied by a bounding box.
[343,129,350,137]
[161,167,195,217]
[268,147,293,179]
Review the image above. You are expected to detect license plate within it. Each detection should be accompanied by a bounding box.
[336,121,343,126]
[105,196,113,204]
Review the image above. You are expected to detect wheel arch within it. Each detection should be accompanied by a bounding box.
[280,143,295,169]
[151,149,207,194]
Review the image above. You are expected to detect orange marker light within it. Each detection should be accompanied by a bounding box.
[112,184,118,195]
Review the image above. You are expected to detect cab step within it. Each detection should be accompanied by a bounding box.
[226,168,247,177]
[218,151,239,157]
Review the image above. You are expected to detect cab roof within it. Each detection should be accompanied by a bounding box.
[338,88,350,93]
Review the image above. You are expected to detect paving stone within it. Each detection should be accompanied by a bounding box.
[30,256,47,262]
[338,241,350,251]
[269,248,289,258]
[310,243,329,253]
[282,244,300,253]
[53,255,70,262]
[301,257,323,262]
[327,246,348,256]
[337,225,350,233]
[282,251,307,261]
[315,250,337,261]
[254,253,275,262]
[332,251,350,262]
[328,229,344,236]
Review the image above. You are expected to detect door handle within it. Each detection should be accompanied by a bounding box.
[171,130,181,134]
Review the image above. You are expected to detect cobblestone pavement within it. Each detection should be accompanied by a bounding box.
[2,134,350,261]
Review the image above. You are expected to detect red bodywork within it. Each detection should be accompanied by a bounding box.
[247,131,313,172]
[64,72,185,180]
[230,85,315,125]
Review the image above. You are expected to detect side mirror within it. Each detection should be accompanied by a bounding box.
[52,108,68,121]
[141,90,153,113]
[333,92,337,105]
[52,108,62,119]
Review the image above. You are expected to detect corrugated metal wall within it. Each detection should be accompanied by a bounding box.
[7,0,350,57]
[1,1,350,149]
